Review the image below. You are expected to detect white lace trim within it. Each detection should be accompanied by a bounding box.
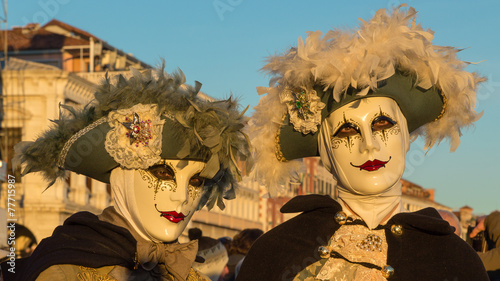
[105,103,165,169]
[280,87,325,134]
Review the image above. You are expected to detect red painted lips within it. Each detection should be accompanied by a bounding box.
[159,211,185,223]
[351,158,390,171]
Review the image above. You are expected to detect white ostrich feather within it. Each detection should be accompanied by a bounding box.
[248,85,303,196]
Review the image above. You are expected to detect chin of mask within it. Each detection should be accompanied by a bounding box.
[324,97,409,195]
[116,159,209,242]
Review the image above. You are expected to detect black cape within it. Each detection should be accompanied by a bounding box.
[237,194,488,281]
[1,211,137,281]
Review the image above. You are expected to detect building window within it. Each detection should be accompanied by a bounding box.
[86,177,92,191]
[0,127,23,181]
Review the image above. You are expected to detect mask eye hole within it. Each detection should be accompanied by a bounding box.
[148,164,175,181]
[372,116,396,132]
[189,173,206,187]
[333,123,360,138]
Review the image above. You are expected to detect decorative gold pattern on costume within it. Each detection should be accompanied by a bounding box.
[357,234,383,252]
[374,124,400,146]
[330,225,388,266]
[138,170,177,200]
[331,137,343,149]
[77,266,116,281]
[371,108,400,146]
[275,113,288,162]
[187,268,210,280]
[139,169,156,188]
[138,160,205,203]
[57,117,108,168]
[330,120,345,150]
[330,113,362,153]
[433,92,447,121]
[134,252,139,270]
[187,185,204,202]
[331,135,361,151]
[295,224,389,281]
[331,109,401,152]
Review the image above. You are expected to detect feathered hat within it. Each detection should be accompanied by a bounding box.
[14,66,252,210]
[249,5,484,195]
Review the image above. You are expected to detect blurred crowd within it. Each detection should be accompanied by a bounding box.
[438,210,500,280]
[187,228,263,281]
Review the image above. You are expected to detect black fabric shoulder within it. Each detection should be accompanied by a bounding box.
[237,194,342,281]
[1,211,136,281]
[388,207,454,235]
[237,202,489,281]
[386,208,489,280]
[280,194,340,214]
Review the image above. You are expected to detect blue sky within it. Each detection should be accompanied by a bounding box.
[6,0,500,214]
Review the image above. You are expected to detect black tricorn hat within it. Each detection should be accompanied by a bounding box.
[276,73,444,161]
[14,67,252,210]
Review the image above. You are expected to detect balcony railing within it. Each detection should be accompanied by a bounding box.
[75,71,133,85]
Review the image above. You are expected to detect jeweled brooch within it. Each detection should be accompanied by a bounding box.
[357,234,383,252]
[122,112,153,147]
[281,87,325,134]
[290,89,313,120]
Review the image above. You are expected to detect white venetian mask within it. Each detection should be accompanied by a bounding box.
[112,159,208,242]
[322,97,409,195]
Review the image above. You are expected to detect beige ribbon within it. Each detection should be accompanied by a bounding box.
[137,239,199,281]
[98,207,199,281]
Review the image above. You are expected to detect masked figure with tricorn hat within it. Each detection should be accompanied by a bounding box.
[1,67,252,281]
[237,5,488,281]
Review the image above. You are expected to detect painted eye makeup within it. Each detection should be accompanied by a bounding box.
[333,123,361,138]
[189,173,206,188]
[372,116,396,132]
[148,164,175,181]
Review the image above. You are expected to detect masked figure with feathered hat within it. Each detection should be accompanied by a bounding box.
[237,5,488,281]
[1,66,251,281]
